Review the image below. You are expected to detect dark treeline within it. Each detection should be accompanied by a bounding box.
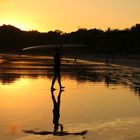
[0,24,140,54]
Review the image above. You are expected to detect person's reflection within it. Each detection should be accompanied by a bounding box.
[105,72,111,87]
[51,89,64,135]
[23,88,87,136]
[51,46,64,90]
[105,66,111,87]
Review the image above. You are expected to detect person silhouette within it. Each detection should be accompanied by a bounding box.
[51,89,64,135]
[51,46,64,90]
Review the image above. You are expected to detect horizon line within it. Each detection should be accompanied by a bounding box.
[0,23,140,33]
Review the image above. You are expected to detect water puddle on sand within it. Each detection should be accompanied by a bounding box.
[0,54,140,140]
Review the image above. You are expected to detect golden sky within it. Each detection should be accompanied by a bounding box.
[0,0,140,32]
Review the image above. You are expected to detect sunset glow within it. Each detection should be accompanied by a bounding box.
[0,0,140,32]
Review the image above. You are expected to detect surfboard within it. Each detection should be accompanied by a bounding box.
[22,44,86,51]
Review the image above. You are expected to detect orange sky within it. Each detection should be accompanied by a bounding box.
[0,0,140,32]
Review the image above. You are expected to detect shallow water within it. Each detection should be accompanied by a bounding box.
[0,54,140,140]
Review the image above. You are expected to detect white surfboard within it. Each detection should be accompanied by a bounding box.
[22,44,86,51]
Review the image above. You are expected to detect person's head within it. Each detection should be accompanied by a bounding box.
[54,46,60,54]
[59,45,64,56]
[53,123,63,134]
[54,45,63,56]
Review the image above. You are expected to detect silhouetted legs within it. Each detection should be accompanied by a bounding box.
[51,75,57,90]
[51,72,64,90]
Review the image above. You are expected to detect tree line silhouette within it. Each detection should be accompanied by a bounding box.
[0,24,140,54]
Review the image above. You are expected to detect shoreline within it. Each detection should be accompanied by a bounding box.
[65,54,140,69]
[1,52,140,69]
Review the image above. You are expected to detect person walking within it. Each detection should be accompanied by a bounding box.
[51,46,64,90]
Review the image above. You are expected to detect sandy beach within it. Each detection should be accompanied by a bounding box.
[0,53,140,140]
[69,54,140,69]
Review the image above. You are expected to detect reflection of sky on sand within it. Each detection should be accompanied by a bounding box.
[0,54,140,140]
[0,54,140,96]
[66,117,140,140]
[0,78,140,140]
[15,118,140,140]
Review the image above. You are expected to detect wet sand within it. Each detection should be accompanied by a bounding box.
[0,53,140,94]
[0,53,140,140]
[70,54,140,68]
